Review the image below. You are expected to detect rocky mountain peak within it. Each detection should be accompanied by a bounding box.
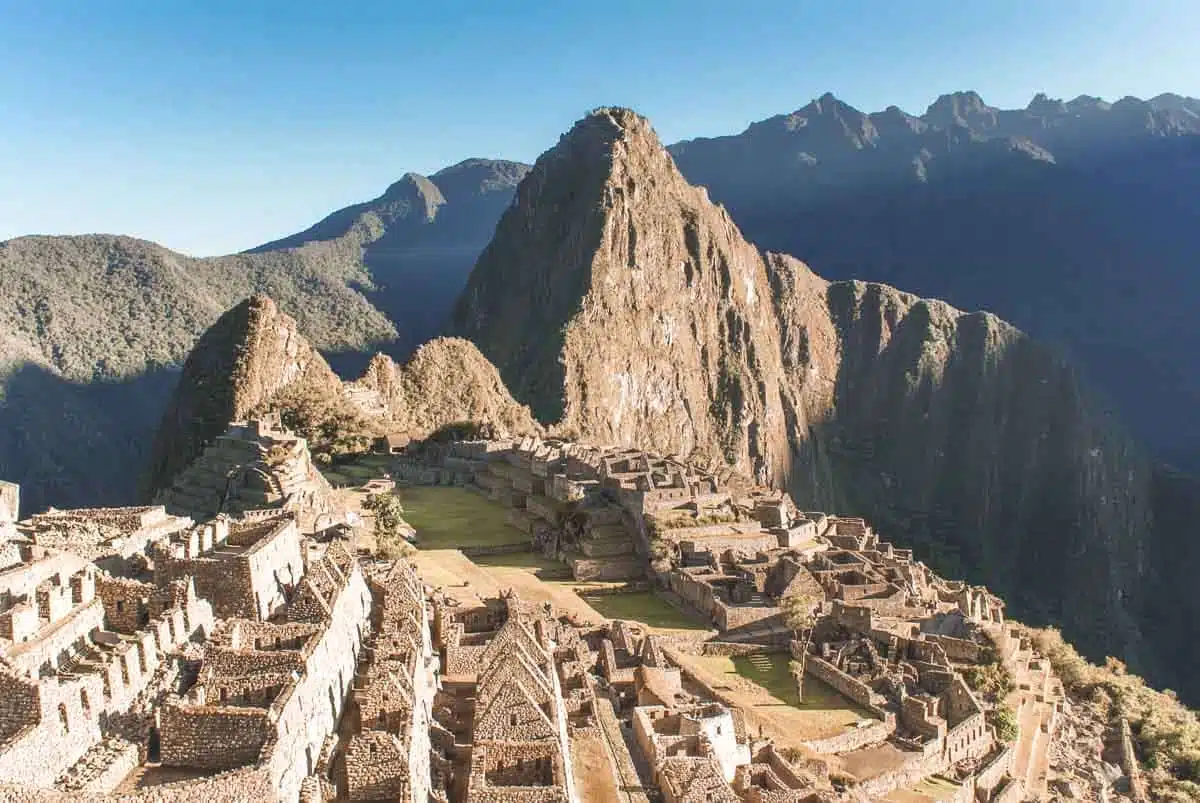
[142,294,343,498]
[1026,92,1067,116]
[379,172,446,222]
[923,90,997,129]
[430,158,531,198]
[454,108,802,483]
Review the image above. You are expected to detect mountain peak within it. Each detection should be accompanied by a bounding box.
[380,172,445,221]
[923,90,996,128]
[1026,92,1066,115]
[454,108,801,482]
[142,294,342,498]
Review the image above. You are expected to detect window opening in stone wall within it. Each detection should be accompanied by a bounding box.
[116,600,124,613]
[80,689,90,714]
[510,712,519,726]
[219,687,228,702]
[58,703,69,733]
[148,726,161,762]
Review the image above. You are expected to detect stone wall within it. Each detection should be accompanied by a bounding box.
[925,634,983,663]
[5,597,105,677]
[1118,717,1149,802]
[95,575,155,634]
[973,745,1014,798]
[801,654,880,714]
[160,705,273,770]
[802,718,893,754]
[700,642,776,658]
[263,560,371,801]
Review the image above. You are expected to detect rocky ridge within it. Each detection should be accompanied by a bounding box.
[348,338,541,438]
[144,297,540,501]
[454,107,1155,689]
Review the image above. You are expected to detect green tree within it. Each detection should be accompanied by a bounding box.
[783,592,822,701]
[988,704,1019,743]
[362,492,413,560]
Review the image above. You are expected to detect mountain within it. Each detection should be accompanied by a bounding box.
[250,158,530,362]
[453,107,1187,697]
[0,159,527,513]
[142,295,346,496]
[668,91,1200,475]
[349,339,541,438]
[143,296,540,500]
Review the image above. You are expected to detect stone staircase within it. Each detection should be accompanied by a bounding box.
[55,735,140,794]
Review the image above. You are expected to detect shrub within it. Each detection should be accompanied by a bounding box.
[988,704,1019,743]
[362,493,413,560]
[1019,625,1200,801]
[962,661,1016,702]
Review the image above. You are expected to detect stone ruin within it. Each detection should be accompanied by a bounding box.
[0,422,1109,802]
[155,415,334,531]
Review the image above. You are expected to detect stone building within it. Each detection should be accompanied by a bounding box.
[158,541,371,802]
[16,503,193,573]
[337,559,438,802]
[0,483,215,790]
[152,512,304,620]
[429,589,588,802]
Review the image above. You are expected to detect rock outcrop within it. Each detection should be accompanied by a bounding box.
[453,107,1156,685]
[143,295,344,498]
[349,338,540,439]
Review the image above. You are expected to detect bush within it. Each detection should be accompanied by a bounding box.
[988,704,1019,743]
[962,661,1016,702]
[1020,625,1200,801]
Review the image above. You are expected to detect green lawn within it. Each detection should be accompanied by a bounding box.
[396,486,527,550]
[581,591,707,630]
[704,652,873,718]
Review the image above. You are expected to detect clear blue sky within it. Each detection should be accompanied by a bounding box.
[2,1,1196,256]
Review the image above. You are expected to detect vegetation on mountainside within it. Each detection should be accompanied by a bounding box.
[361,492,413,560]
[961,649,1016,703]
[1020,625,1200,801]
[253,381,385,465]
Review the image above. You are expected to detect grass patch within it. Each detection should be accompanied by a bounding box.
[700,653,873,718]
[396,486,526,550]
[581,591,706,630]
[320,471,352,487]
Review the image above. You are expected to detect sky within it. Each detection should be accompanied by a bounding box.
[1,1,1197,256]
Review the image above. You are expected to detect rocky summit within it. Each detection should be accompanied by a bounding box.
[142,295,346,498]
[454,107,1159,694]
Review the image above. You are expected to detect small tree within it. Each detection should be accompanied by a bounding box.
[988,703,1019,743]
[362,493,413,560]
[783,592,821,701]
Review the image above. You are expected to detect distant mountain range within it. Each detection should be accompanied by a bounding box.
[669,90,1200,474]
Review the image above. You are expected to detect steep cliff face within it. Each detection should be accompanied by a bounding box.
[453,108,1160,685]
[775,262,1151,667]
[143,295,344,497]
[350,338,540,438]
